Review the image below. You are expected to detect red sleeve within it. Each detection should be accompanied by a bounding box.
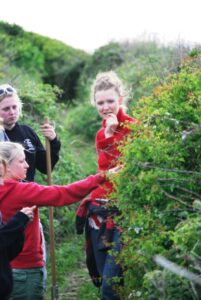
[13,174,105,207]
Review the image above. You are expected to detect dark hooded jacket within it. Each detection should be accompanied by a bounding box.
[0,212,29,300]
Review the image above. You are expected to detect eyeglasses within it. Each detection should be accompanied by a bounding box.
[0,86,15,100]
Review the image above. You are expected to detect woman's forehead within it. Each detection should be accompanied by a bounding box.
[0,95,19,107]
[95,88,119,100]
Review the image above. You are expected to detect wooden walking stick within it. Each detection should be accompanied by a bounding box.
[44,117,59,300]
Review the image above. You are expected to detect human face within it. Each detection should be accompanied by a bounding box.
[0,163,5,185]
[7,150,29,180]
[0,96,20,130]
[95,88,121,120]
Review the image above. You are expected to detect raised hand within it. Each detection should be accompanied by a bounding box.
[105,114,119,138]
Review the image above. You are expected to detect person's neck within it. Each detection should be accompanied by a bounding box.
[4,123,16,131]
[5,175,16,181]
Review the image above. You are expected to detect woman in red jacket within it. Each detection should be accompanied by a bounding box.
[76,71,136,300]
[0,141,106,300]
[0,157,36,300]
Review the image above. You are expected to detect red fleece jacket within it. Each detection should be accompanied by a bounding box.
[0,174,104,268]
[91,108,136,199]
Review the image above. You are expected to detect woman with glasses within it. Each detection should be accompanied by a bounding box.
[76,71,137,300]
[0,157,35,300]
[0,83,61,181]
[0,141,108,300]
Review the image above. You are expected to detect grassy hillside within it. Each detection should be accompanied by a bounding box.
[1,21,200,299]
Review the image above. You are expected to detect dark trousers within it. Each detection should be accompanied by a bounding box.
[90,227,122,300]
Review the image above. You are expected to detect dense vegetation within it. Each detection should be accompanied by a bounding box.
[113,52,201,299]
[0,21,201,299]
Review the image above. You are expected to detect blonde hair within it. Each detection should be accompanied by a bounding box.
[0,141,24,164]
[0,84,23,116]
[90,71,128,110]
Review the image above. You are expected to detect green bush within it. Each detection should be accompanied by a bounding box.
[66,103,101,141]
[143,270,194,300]
[112,52,201,298]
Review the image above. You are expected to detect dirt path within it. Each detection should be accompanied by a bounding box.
[59,263,94,300]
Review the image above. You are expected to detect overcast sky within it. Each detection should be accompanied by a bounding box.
[0,0,200,53]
